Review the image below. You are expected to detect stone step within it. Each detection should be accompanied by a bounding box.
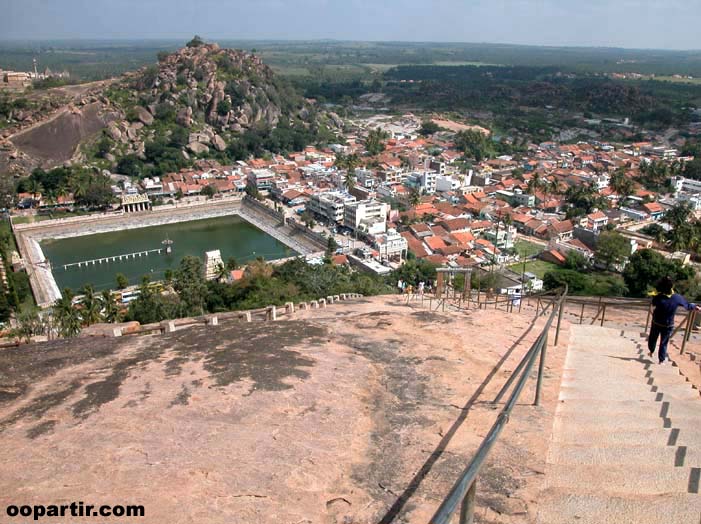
[551,426,701,448]
[560,375,696,391]
[543,464,700,496]
[552,411,701,433]
[536,489,701,524]
[547,443,701,467]
[555,399,701,419]
[558,384,698,401]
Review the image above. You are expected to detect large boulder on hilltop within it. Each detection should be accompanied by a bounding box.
[135,106,154,126]
[188,142,209,155]
[212,134,226,152]
[176,107,193,128]
[106,123,122,141]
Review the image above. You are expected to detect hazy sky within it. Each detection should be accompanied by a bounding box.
[2,0,700,50]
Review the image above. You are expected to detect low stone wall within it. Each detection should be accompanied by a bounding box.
[13,197,244,240]
[107,293,366,338]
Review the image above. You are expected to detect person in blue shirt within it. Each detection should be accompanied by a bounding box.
[648,276,700,364]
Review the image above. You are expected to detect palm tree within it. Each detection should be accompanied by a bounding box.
[53,289,81,338]
[344,171,356,192]
[334,152,348,170]
[215,262,228,282]
[27,179,44,199]
[80,284,102,326]
[409,187,422,208]
[346,153,361,172]
[100,290,122,323]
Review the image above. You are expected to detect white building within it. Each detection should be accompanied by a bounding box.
[405,170,437,194]
[373,228,408,261]
[671,176,701,194]
[344,199,388,235]
[436,175,462,193]
[308,191,356,224]
[247,169,275,190]
[204,250,224,281]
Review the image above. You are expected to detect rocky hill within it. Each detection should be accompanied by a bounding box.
[1,38,340,178]
[98,39,336,171]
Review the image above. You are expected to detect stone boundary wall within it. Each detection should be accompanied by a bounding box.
[13,195,330,308]
[13,197,245,240]
[104,293,365,338]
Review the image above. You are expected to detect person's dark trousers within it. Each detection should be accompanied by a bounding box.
[648,323,674,362]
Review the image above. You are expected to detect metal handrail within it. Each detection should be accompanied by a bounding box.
[429,285,568,524]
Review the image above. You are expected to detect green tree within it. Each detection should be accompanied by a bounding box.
[418,121,441,136]
[682,158,701,180]
[186,35,205,48]
[116,273,129,290]
[80,284,102,326]
[595,232,630,270]
[325,236,339,259]
[543,270,588,294]
[300,210,316,229]
[53,289,81,338]
[344,171,356,192]
[390,259,437,288]
[226,257,239,270]
[563,250,588,271]
[454,129,493,162]
[623,249,695,297]
[409,187,422,208]
[201,184,217,198]
[15,306,42,343]
[365,128,389,156]
[173,256,208,317]
[101,290,122,323]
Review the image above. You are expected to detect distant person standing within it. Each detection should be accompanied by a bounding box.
[648,276,700,364]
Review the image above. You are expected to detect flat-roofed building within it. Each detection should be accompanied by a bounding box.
[344,199,388,235]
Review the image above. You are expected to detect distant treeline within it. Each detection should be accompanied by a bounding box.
[381,65,699,126]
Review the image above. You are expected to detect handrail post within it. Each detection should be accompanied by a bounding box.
[644,302,652,333]
[459,481,476,524]
[580,302,585,325]
[600,303,607,327]
[535,333,548,406]
[681,309,694,355]
[555,298,565,346]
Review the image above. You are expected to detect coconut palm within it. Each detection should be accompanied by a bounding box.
[100,290,122,323]
[53,289,81,338]
[215,262,228,282]
[409,187,422,208]
[80,284,102,326]
[344,171,356,192]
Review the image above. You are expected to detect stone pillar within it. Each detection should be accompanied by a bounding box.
[299,302,308,310]
[285,302,294,315]
[436,272,445,297]
[112,327,123,337]
[341,294,347,300]
[334,295,340,302]
[208,316,218,326]
[165,321,176,333]
[243,311,252,322]
[268,305,277,321]
[311,300,319,309]
[327,295,334,304]
[319,299,326,308]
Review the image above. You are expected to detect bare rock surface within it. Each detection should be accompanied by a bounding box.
[0,296,567,524]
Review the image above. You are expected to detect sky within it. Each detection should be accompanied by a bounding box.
[1,0,700,50]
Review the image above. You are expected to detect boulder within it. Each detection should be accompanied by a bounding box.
[106,123,122,141]
[187,142,209,155]
[135,106,154,126]
[176,106,193,128]
[212,134,226,152]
